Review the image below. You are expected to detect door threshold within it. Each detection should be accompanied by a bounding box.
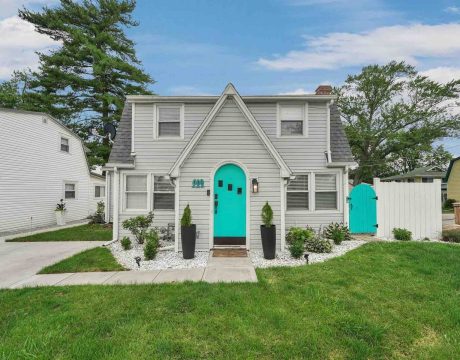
[212,245,247,250]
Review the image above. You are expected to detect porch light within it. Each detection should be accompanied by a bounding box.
[251,178,259,193]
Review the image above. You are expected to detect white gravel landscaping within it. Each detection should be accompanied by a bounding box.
[109,241,208,271]
[250,240,366,268]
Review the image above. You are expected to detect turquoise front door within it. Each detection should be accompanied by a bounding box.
[213,164,246,245]
[349,184,377,234]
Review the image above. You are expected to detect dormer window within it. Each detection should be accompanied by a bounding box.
[154,104,184,139]
[60,137,69,152]
[277,103,308,137]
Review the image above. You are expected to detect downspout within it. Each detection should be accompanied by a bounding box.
[326,100,333,164]
[343,165,349,225]
[112,166,120,242]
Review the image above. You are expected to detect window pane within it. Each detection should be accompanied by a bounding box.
[65,183,75,191]
[287,192,309,210]
[154,193,175,210]
[281,121,303,135]
[154,176,174,192]
[126,193,147,209]
[61,138,69,152]
[126,175,147,191]
[158,106,180,122]
[316,174,336,191]
[288,175,308,191]
[280,105,303,120]
[315,192,337,210]
[101,186,105,197]
[159,122,180,137]
[95,186,100,197]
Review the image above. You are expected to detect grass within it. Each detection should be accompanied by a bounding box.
[7,224,112,242]
[1,242,460,359]
[39,247,125,274]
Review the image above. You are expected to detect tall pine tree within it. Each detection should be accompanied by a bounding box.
[19,0,153,165]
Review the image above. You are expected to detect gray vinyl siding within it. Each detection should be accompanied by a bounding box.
[285,213,344,233]
[179,99,281,251]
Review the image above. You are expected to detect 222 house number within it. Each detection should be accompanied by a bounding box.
[192,179,204,188]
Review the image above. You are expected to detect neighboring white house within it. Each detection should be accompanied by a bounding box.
[104,84,356,252]
[0,108,105,234]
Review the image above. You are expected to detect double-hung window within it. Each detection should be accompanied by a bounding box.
[61,137,69,152]
[95,185,105,198]
[315,174,337,210]
[125,175,148,210]
[155,104,183,138]
[153,176,175,210]
[286,175,309,210]
[278,104,306,137]
[64,183,76,199]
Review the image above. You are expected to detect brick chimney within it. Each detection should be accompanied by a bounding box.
[315,85,332,95]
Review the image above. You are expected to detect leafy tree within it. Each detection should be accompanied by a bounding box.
[0,70,40,111]
[335,61,460,184]
[19,0,154,165]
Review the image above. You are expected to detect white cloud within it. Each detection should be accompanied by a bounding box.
[258,23,460,71]
[0,16,57,78]
[278,88,312,95]
[420,67,460,83]
[445,6,460,14]
[0,0,56,18]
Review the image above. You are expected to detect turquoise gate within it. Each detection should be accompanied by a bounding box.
[349,184,377,234]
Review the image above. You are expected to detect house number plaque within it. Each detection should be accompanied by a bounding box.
[192,179,204,188]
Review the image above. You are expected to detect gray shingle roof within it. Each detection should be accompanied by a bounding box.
[107,100,354,165]
[108,102,134,164]
[382,166,446,181]
[330,104,354,163]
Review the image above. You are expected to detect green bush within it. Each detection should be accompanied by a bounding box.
[289,241,305,258]
[261,202,273,227]
[122,212,154,244]
[305,236,332,253]
[181,204,192,227]
[286,227,315,258]
[323,223,351,243]
[88,201,105,224]
[392,228,412,241]
[144,230,159,260]
[443,198,457,210]
[121,236,132,250]
[442,229,460,243]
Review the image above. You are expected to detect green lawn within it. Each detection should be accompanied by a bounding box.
[38,247,125,274]
[7,224,112,242]
[1,242,460,359]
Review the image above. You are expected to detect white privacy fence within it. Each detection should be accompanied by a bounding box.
[374,178,442,240]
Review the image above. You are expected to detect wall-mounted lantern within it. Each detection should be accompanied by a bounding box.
[251,178,259,193]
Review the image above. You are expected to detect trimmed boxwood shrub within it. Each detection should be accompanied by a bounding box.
[392,228,412,241]
[305,236,332,253]
[442,229,460,243]
[121,236,132,250]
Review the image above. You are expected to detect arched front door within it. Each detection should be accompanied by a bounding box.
[213,164,246,246]
[349,184,377,234]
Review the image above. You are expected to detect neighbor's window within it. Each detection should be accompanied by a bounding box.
[287,175,309,210]
[60,137,69,152]
[279,104,305,136]
[422,177,434,183]
[157,105,182,138]
[315,174,337,210]
[154,176,175,210]
[125,175,147,210]
[64,183,76,199]
[95,185,105,198]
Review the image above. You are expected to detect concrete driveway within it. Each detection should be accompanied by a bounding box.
[0,241,105,288]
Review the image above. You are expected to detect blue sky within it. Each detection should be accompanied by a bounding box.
[0,0,459,154]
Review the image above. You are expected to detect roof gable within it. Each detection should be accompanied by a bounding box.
[169,83,292,178]
[445,156,460,182]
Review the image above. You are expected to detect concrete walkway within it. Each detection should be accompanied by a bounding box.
[8,252,258,288]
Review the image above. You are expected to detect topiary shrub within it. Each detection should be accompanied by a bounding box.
[392,228,412,241]
[121,236,132,250]
[305,235,332,253]
[181,204,192,227]
[442,229,460,243]
[323,223,351,242]
[122,212,154,244]
[261,202,273,227]
[144,230,159,260]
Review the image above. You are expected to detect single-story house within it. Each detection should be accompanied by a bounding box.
[382,166,447,202]
[104,84,355,252]
[0,108,106,234]
[445,156,460,202]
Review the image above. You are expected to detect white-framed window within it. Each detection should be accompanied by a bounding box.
[277,103,308,137]
[124,175,148,210]
[154,104,184,139]
[315,174,338,210]
[60,137,69,152]
[153,176,175,210]
[287,175,309,210]
[64,183,76,199]
[95,185,106,198]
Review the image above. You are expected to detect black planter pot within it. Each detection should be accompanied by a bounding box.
[260,225,276,259]
[181,224,196,259]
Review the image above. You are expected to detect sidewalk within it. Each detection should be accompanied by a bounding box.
[9,252,258,288]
